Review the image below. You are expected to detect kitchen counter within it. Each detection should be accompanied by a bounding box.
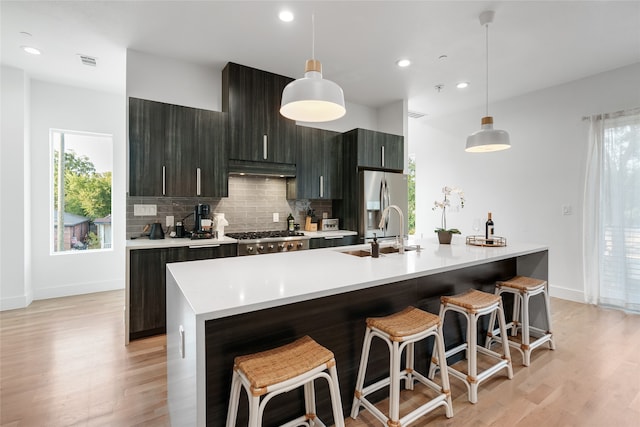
[166,239,549,425]
[125,235,237,249]
[168,239,545,318]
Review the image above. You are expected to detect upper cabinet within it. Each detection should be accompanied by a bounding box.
[343,128,404,171]
[129,97,228,197]
[222,62,296,164]
[129,97,166,196]
[287,126,342,199]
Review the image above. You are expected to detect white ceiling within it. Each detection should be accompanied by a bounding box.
[2,1,639,117]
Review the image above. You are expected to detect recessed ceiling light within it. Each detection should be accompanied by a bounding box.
[21,46,41,55]
[396,59,411,67]
[279,10,294,22]
[456,82,469,89]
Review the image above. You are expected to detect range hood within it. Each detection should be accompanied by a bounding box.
[228,159,296,178]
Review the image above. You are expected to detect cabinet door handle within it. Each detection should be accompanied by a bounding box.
[381,146,385,168]
[162,166,166,196]
[179,325,185,358]
[188,244,221,249]
[263,134,268,160]
[196,168,201,196]
[319,175,324,198]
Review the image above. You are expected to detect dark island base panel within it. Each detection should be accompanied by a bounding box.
[206,253,549,426]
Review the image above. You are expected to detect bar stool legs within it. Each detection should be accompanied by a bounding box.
[429,289,513,404]
[351,307,453,426]
[486,276,556,366]
[226,335,345,427]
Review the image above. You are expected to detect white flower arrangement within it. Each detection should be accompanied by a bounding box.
[433,186,465,233]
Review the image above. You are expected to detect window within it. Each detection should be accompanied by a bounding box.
[51,130,113,253]
[408,154,416,235]
[584,108,640,312]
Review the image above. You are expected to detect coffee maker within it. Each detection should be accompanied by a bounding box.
[194,203,210,233]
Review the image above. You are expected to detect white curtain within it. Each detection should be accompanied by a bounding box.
[583,108,640,312]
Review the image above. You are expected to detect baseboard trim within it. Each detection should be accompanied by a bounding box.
[0,292,33,311]
[549,285,584,303]
[33,279,124,301]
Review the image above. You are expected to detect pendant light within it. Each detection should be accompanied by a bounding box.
[465,10,511,153]
[280,14,346,122]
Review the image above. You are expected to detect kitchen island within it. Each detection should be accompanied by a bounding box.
[166,239,549,426]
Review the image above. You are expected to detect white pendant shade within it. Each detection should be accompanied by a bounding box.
[280,60,346,122]
[466,10,511,153]
[465,116,511,152]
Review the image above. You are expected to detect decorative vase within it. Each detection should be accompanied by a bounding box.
[437,230,453,244]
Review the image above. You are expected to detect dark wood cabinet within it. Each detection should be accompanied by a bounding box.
[344,128,404,171]
[195,109,228,197]
[308,235,358,249]
[128,97,228,197]
[164,103,196,196]
[129,98,167,196]
[287,126,342,199]
[129,243,237,340]
[222,62,296,164]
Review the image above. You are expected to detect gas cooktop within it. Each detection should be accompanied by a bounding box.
[226,231,309,255]
[226,231,306,241]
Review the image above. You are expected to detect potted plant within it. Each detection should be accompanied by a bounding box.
[433,186,465,244]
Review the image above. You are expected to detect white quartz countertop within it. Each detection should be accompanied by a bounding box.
[126,236,237,250]
[302,230,357,238]
[167,239,548,321]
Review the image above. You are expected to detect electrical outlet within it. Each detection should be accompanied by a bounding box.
[323,212,328,219]
[133,204,157,216]
[562,205,573,215]
[166,215,174,227]
[273,213,279,222]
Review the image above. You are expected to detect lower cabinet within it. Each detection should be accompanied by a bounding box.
[129,244,237,340]
[309,235,358,249]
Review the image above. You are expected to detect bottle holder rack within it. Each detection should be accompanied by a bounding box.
[466,235,507,247]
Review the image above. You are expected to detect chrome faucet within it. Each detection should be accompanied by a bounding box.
[378,204,405,254]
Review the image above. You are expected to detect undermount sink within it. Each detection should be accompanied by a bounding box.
[340,245,417,257]
[379,246,416,254]
[340,249,372,257]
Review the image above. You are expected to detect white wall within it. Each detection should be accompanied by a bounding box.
[126,50,221,111]
[126,49,390,134]
[409,62,640,302]
[30,80,126,299]
[0,66,32,310]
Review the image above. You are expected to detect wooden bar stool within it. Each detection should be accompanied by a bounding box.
[485,276,556,366]
[351,306,453,426]
[429,289,513,404]
[226,335,345,427]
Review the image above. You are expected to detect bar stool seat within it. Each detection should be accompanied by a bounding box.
[351,306,453,426]
[226,335,345,427]
[429,289,513,404]
[485,276,556,366]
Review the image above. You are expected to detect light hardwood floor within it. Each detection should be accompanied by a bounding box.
[1,290,639,426]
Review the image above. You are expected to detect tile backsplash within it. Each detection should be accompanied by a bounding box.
[126,176,333,238]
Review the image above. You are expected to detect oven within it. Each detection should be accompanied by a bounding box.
[225,231,310,256]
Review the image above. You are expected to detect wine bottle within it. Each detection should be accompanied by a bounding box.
[485,212,494,245]
[287,213,295,232]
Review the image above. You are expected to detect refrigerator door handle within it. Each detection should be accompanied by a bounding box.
[386,179,391,229]
[379,179,385,232]
[383,178,390,231]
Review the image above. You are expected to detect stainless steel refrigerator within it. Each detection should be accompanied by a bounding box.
[360,170,408,242]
